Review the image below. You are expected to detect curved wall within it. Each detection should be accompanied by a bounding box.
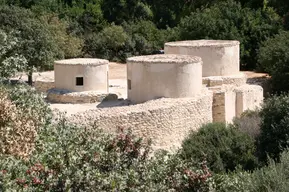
[54,58,109,92]
[164,40,240,77]
[127,54,203,103]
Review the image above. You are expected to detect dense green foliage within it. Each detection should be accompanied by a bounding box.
[0,30,27,78]
[2,83,289,190]
[0,117,213,191]
[0,83,51,158]
[2,0,289,189]
[0,0,289,77]
[177,0,282,70]
[258,94,289,162]
[258,31,289,93]
[0,6,59,82]
[181,123,257,173]
[214,150,289,191]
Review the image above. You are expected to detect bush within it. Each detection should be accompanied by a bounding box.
[0,83,52,158]
[233,110,261,139]
[0,117,214,191]
[122,20,168,55]
[0,6,60,82]
[0,30,27,79]
[258,31,289,93]
[84,21,170,62]
[214,150,289,192]
[177,0,282,70]
[0,90,37,158]
[181,123,258,173]
[83,24,133,62]
[258,94,289,162]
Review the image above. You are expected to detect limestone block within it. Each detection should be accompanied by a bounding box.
[212,89,236,124]
[203,73,247,87]
[235,84,263,117]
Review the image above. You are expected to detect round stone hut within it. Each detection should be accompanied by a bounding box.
[164,40,240,77]
[126,54,203,104]
[54,58,109,92]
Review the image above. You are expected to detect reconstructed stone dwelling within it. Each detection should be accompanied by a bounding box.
[164,40,263,123]
[47,58,116,103]
[36,40,263,152]
[127,54,203,103]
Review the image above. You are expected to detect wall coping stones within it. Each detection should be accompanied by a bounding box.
[54,58,109,66]
[126,54,202,64]
[165,40,240,48]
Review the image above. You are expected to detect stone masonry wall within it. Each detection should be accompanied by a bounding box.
[69,90,213,152]
[34,81,54,93]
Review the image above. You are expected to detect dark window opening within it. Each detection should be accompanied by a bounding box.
[76,77,83,86]
[128,79,131,90]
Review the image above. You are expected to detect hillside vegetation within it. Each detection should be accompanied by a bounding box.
[2,0,289,191]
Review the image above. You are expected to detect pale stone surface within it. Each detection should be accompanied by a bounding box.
[211,85,236,123]
[47,88,118,104]
[54,58,109,92]
[127,54,203,103]
[164,40,240,77]
[235,84,263,117]
[54,58,108,66]
[69,90,213,152]
[210,84,263,123]
[9,55,264,152]
[203,73,247,87]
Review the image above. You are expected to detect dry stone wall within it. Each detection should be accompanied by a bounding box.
[34,81,54,93]
[69,90,213,152]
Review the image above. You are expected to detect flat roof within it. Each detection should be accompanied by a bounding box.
[126,54,202,64]
[54,58,109,66]
[165,40,240,48]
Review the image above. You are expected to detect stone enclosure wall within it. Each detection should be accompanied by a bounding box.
[69,90,213,152]
[31,40,265,152]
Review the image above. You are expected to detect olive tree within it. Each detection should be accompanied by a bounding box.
[0,30,27,79]
[0,6,59,84]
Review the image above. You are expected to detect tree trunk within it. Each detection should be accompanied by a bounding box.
[28,72,33,86]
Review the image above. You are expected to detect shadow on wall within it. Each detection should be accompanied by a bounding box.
[246,77,272,98]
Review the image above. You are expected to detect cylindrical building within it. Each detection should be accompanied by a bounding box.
[164,40,240,77]
[126,54,203,103]
[54,58,109,92]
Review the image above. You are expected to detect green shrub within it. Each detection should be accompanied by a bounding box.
[0,83,51,158]
[0,30,27,79]
[258,31,289,93]
[0,6,60,83]
[84,21,169,62]
[2,83,52,127]
[258,94,289,162]
[177,0,282,70]
[214,150,289,192]
[181,123,258,173]
[122,20,168,55]
[0,116,214,191]
[233,110,261,139]
[213,171,253,192]
[83,24,133,62]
